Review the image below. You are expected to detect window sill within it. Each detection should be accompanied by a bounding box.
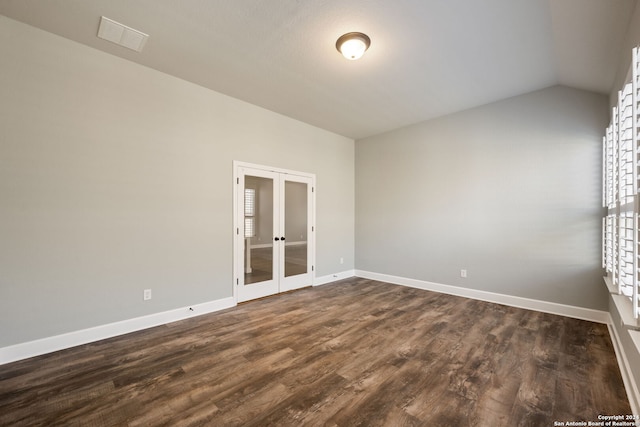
[631,329,640,354]
[612,294,640,329]
[604,276,640,329]
[604,275,618,294]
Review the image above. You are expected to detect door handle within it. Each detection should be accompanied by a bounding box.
[274,237,280,241]
[280,237,285,241]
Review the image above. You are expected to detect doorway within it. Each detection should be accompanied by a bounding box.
[233,162,315,302]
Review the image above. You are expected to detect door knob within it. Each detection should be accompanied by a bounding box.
[274,237,280,241]
[281,237,285,241]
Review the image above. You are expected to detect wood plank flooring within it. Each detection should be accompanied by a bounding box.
[0,278,632,426]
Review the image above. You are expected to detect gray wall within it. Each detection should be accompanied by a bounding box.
[356,85,609,310]
[0,16,355,347]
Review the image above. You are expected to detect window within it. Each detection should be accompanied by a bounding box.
[602,47,640,320]
[244,188,256,238]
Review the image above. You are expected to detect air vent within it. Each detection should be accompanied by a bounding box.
[97,16,148,52]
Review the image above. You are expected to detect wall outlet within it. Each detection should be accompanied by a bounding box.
[143,289,152,300]
[340,257,344,264]
[460,269,467,278]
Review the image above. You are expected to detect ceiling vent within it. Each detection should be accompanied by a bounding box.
[97,16,148,52]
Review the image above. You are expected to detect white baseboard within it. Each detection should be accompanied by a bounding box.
[354,270,610,324]
[314,270,355,286]
[0,297,236,366]
[249,243,272,249]
[250,241,306,249]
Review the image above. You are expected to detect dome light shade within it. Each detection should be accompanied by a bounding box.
[336,32,371,60]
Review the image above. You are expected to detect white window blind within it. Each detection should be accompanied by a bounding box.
[603,125,616,208]
[603,214,616,274]
[244,188,256,238]
[617,210,635,298]
[603,47,640,320]
[618,83,634,206]
[634,46,640,319]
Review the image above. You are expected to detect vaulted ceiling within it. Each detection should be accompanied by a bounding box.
[0,0,636,139]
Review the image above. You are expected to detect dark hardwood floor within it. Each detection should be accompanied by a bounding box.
[0,278,632,426]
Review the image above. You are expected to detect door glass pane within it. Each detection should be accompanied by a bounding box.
[284,181,307,277]
[244,176,273,285]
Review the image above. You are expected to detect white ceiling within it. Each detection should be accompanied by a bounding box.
[0,0,636,139]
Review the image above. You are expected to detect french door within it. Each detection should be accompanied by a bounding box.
[234,162,315,303]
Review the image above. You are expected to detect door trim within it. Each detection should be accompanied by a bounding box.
[232,161,316,303]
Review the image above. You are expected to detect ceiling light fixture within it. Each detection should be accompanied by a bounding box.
[336,32,371,60]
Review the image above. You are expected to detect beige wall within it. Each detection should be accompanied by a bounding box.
[0,16,355,347]
[356,85,609,310]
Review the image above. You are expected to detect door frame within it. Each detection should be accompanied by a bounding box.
[232,161,316,303]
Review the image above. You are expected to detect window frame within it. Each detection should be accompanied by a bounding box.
[603,46,640,321]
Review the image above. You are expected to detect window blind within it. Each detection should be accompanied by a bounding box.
[603,46,640,320]
[244,188,256,238]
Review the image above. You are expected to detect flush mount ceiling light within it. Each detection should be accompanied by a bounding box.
[336,32,371,60]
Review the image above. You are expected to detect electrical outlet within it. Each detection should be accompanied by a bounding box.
[460,269,467,278]
[340,257,344,264]
[143,289,152,300]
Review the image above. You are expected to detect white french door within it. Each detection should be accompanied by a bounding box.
[234,162,315,303]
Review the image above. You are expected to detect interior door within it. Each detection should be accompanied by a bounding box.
[235,164,314,303]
